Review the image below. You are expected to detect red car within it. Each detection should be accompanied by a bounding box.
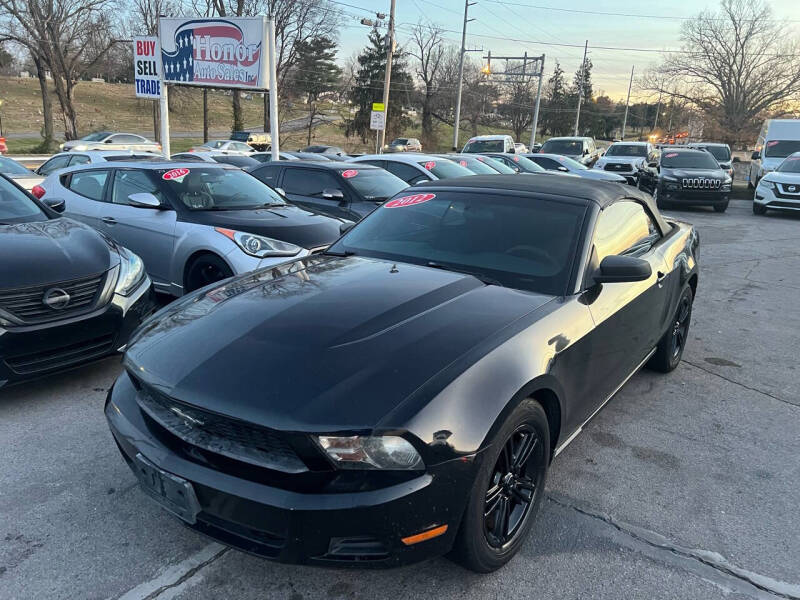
[0,137,8,154]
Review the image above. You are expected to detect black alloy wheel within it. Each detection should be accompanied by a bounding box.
[648,285,693,373]
[450,401,549,572]
[484,426,543,549]
[186,254,234,292]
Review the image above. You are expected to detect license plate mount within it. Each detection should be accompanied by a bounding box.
[133,453,201,524]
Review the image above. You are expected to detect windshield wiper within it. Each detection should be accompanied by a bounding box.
[325,249,356,257]
[426,261,503,286]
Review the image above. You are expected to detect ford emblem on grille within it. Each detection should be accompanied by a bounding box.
[42,287,71,310]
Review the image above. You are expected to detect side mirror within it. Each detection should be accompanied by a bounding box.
[594,255,652,284]
[751,151,760,160]
[732,156,741,163]
[127,192,161,208]
[43,197,66,213]
[558,166,569,172]
[648,161,658,168]
[339,221,355,235]
[583,149,589,155]
[322,188,344,200]
[104,138,113,144]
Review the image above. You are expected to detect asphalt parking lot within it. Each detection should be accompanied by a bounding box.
[2,192,799,600]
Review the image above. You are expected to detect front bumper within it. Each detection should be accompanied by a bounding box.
[0,280,155,387]
[105,372,475,567]
[660,186,729,206]
[754,185,800,212]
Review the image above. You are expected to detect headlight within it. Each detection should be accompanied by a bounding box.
[665,182,679,191]
[757,179,777,192]
[215,227,301,258]
[316,435,424,470]
[115,248,146,295]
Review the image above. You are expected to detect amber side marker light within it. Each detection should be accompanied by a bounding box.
[401,524,448,546]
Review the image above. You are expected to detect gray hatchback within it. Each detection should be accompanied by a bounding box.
[37,162,348,296]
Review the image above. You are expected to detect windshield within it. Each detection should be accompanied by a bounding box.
[418,160,474,179]
[463,139,504,153]
[764,140,800,158]
[478,155,516,174]
[158,167,286,210]
[503,155,546,173]
[0,177,48,224]
[0,157,35,175]
[452,156,501,175]
[605,144,647,157]
[697,145,731,161]
[345,168,409,200]
[661,151,720,170]
[776,155,800,173]
[551,155,588,170]
[80,132,109,141]
[329,191,586,295]
[540,139,583,155]
[205,141,226,149]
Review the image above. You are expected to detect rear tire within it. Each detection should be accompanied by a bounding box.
[450,400,549,573]
[185,254,233,293]
[648,285,693,373]
[753,202,767,215]
[713,200,729,213]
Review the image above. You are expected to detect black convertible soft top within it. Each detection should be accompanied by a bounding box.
[416,174,670,234]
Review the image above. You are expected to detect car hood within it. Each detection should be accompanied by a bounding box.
[578,170,626,182]
[662,168,726,179]
[0,217,115,288]
[125,256,552,432]
[763,172,800,185]
[179,205,345,250]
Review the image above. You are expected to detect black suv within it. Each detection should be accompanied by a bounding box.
[638,148,732,212]
[248,161,408,221]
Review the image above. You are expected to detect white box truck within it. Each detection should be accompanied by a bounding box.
[748,119,800,188]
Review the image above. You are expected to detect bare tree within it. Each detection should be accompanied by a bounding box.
[409,22,446,148]
[644,0,800,143]
[0,0,118,140]
[498,68,536,142]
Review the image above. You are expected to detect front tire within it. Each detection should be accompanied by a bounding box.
[450,400,549,573]
[713,200,729,213]
[753,202,767,215]
[185,254,234,293]
[648,285,693,373]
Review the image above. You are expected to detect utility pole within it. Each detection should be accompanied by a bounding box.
[653,90,662,130]
[452,0,476,151]
[378,0,396,152]
[530,54,545,148]
[621,65,634,141]
[573,40,588,136]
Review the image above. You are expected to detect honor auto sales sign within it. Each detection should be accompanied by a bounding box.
[133,37,162,99]
[158,17,268,89]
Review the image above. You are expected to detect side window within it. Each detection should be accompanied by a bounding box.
[68,155,90,167]
[282,169,342,196]
[594,201,660,261]
[251,165,281,185]
[360,160,385,169]
[535,157,561,170]
[111,170,163,205]
[387,161,424,183]
[111,134,143,144]
[38,155,71,175]
[67,170,109,201]
[233,142,251,152]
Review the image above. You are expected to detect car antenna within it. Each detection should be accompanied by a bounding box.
[390,264,399,273]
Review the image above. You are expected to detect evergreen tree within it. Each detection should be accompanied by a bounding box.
[571,58,594,134]
[542,61,572,136]
[293,36,342,146]
[345,28,413,144]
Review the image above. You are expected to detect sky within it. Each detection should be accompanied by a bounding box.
[331,0,800,102]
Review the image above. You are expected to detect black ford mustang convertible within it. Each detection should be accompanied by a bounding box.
[106,175,699,572]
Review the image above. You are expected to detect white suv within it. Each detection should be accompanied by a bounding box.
[462,135,516,154]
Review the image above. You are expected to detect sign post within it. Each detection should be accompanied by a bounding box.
[370,102,385,154]
[268,18,279,160]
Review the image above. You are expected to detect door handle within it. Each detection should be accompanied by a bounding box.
[101,216,117,225]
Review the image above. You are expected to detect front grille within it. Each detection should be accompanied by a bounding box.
[5,334,114,375]
[604,163,633,172]
[681,178,721,190]
[0,272,106,324]
[136,385,307,473]
[776,183,800,198]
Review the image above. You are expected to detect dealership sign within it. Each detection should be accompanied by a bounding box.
[158,17,268,89]
[133,36,162,98]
